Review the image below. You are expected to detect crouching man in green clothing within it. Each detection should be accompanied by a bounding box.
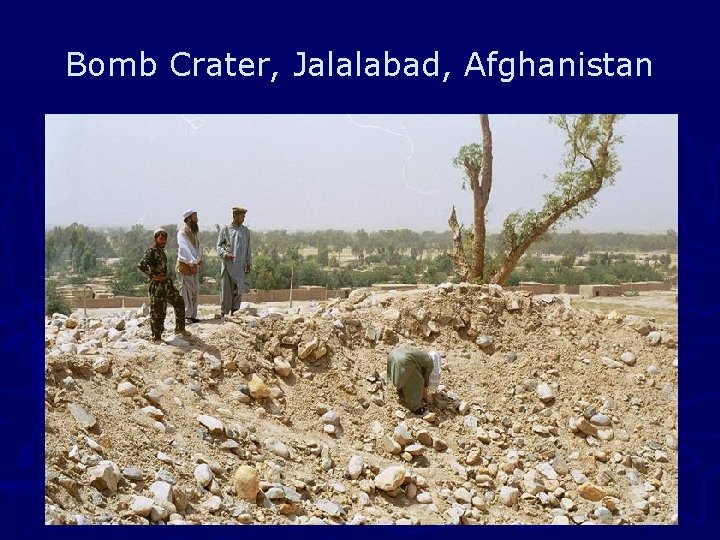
[387,347,442,413]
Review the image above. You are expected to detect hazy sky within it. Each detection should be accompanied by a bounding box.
[45,114,677,233]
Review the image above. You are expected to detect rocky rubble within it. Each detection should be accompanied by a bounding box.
[45,284,678,525]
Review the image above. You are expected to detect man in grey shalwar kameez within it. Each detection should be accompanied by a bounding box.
[217,206,252,317]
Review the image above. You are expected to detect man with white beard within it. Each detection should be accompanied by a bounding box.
[177,209,202,323]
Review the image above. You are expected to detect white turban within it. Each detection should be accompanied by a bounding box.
[183,209,196,220]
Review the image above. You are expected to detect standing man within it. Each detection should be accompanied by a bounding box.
[138,228,187,341]
[177,209,202,324]
[216,206,252,318]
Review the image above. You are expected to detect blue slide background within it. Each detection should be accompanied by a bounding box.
[0,1,714,538]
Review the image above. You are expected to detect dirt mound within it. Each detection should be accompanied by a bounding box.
[44,284,678,524]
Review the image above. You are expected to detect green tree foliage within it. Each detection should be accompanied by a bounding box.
[45,280,72,315]
[46,222,675,297]
[449,115,624,285]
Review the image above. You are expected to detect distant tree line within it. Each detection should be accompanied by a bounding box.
[44,224,678,301]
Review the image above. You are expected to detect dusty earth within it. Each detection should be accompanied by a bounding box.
[44,283,678,525]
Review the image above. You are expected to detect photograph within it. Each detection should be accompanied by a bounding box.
[44,114,678,525]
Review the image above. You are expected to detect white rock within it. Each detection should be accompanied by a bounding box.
[142,406,164,419]
[194,464,213,487]
[87,460,121,492]
[149,481,173,503]
[157,452,174,464]
[117,381,138,396]
[499,486,519,507]
[129,496,155,517]
[536,462,558,480]
[374,466,406,492]
[320,410,341,425]
[197,415,224,435]
[536,383,555,403]
[264,438,291,459]
[620,351,637,366]
[347,455,364,479]
[273,357,292,377]
[454,487,472,504]
[600,357,625,369]
[417,492,433,504]
[201,495,223,513]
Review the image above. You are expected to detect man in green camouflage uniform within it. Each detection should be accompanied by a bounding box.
[137,228,186,341]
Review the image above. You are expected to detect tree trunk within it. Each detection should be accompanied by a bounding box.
[491,186,602,284]
[448,206,470,282]
[471,114,493,281]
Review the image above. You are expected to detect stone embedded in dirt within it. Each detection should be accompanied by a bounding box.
[203,353,222,372]
[536,462,558,480]
[576,417,598,437]
[552,515,570,525]
[142,405,164,419]
[620,351,637,366]
[536,383,555,403]
[233,465,259,501]
[347,455,364,479]
[298,337,319,359]
[416,429,433,447]
[93,357,110,374]
[248,374,271,399]
[87,460,121,492]
[578,483,605,501]
[117,381,138,397]
[570,469,589,484]
[647,331,662,346]
[264,438,291,459]
[590,413,611,426]
[122,467,144,481]
[432,437,449,452]
[405,444,425,456]
[201,496,223,513]
[194,464,213,487]
[197,415,224,435]
[374,466,406,492]
[383,308,401,322]
[600,356,625,369]
[149,481,173,503]
[129,495,155,517]
[417,492,433,504]
[68,403,97,429]
[393,423,414,446]
[454,487,472,504]
[320,410,341,426]
[380,434,402,455]
[466,449,482,465]
[321,445,334,471]
[476,335,494,349]
[313,344,328,360]
[273,357,292,377]
[499,486,520,506]
[316,499,345,517]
